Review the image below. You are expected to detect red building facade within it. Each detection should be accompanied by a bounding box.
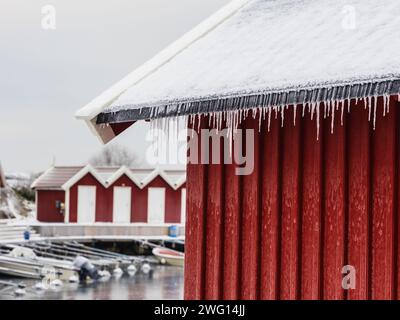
[74,0,400,300]
[185,97,400,300]
[32,166,186,224]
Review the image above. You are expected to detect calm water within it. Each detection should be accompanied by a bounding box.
[0,265,184,300]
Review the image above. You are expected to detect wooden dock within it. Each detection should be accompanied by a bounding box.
[0,220,185,244]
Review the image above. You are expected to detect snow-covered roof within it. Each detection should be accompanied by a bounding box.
[0,162,8,189]
[31,166,186,191]
[76,0,400,143]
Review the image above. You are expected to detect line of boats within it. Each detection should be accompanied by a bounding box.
[0,238,185,297]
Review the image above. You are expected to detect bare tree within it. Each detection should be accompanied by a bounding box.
[89,144,137,167]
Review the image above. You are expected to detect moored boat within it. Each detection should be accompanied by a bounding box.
[152,248,184,267]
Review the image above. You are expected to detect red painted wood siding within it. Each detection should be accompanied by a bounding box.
[185,97,400,300]
[68,173,184,223]
[36,190,65,222]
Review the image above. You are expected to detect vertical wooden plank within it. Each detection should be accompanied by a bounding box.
[241,115,261,299]
[223,130,241,300]
[371,97,396,300]
[184,116,207,300]
[323,102,346,300]
[347,100,370,300]
[280,107,301,300]
[204,166,223,298]
[260,111,281,300]
[396,99,400,301]
[203,117,224,300]
[301,107,322,300]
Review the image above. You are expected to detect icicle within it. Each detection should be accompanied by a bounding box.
[268,107,272,132]
[386,95,389,115]
[311,102,315,121]
[340,101,344,126]
[373,96,377,130]
[197,113,201,133]
[331,102,335,134]
[327,100,331,119]
[368,99,372,122]
[281,105,285,127]
[302,104,306,118]
[293,104,297,126]
[316,103,320,141]
[324,101,327,119]
[384,95,390,116]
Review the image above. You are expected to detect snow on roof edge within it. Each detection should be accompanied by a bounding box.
[97,77,400,124]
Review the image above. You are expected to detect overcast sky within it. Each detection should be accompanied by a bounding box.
[0,0,229,173]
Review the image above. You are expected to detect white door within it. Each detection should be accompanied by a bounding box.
[148,188,166,224]
[181,188,187,224]
[113,187,132,223]
[77,186,96,224]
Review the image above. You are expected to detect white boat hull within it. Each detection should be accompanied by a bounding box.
[152,248,184,267]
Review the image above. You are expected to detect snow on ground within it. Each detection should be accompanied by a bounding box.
[1,172,36,220]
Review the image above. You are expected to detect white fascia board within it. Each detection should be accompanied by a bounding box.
[138,168,160,189]
[158,170,179,190]
[106,166,142,188]
[173,175,187,190]
[61,164,107,190]
[75,0,251,123]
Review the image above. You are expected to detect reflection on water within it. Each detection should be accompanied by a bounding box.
[0,266,184,300]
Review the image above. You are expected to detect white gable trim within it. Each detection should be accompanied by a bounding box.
[75,0,252,143]
[58,165,185,192]
[61,164,106,190]
[173,175,187,190]
[105,166,142,188]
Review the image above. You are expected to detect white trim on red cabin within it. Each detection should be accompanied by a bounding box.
[61,164,107,190]
[105,165,143,189]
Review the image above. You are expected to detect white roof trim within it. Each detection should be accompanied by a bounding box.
[75,0,252,143]
[61,164,107,190]
[105,166,142,188]
[54,165,185,191]
[173,175,187,190]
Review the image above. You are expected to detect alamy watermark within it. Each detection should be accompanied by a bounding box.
[41,5,56,30]
[146,128,255,176]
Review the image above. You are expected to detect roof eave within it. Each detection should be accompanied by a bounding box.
[96,78,400,124]
[75,0,253,143]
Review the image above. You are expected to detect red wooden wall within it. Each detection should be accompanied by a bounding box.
[36,190,65,223]
[67,173,184,223]
[185,97,400,300]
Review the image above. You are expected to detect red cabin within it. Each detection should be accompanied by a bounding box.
[76,0,400,300]
[32,165,186,225]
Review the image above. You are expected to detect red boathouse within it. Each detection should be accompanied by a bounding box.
[32,165,186,225]
[76,0,400,299]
